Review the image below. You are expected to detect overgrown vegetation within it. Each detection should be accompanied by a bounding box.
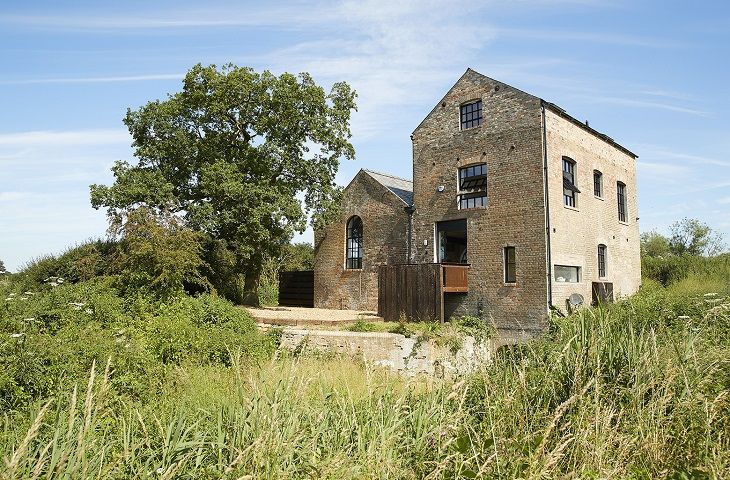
[1,220,728,478]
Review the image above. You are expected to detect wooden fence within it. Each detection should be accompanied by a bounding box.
[278,270,314,307]
[377,264,469,322]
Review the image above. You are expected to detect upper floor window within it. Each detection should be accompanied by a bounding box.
[458,163,487,209]
[598,244,607,278]
[562,157,580,207]
[593,170,603,198]
[504,246,516,283]
[345,216,363,269]
[617,182,627,222]
[460,100,482,130]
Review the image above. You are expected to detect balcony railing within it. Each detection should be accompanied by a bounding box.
[441,263,469,293]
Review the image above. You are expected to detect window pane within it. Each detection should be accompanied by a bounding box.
[598,245,607,277]
[460,101,482,130]
[555,265,580,283]
[504,247,516,283]
[346,216,363,269]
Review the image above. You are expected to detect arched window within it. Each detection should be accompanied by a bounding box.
[346,216,363,269]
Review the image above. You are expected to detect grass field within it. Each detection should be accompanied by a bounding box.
[1,263,729,478]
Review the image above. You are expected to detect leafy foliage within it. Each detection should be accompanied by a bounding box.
[115,207,208,299]
[90,63,356,303]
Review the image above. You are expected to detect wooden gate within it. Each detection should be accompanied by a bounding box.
[278,270,314,307]
[377,264,469,322]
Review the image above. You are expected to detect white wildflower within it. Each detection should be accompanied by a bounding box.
[85,308,93,314]
[4,297,13,302]
[23,291,34,296]
[68,302,86,311]
[704,292,718,297]
[10,333,25,338]
[156,467,165,475]
[20,297,28,301]
[24,318,35,322]
[8,293,16,297]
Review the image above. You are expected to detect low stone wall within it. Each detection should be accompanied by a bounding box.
[278,328,492,376]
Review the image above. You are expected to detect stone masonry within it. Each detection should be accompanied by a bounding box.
[411,69,549,335]
[314,170,410,311]
[313,68,640,338]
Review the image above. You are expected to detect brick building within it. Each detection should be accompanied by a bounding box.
[314,68,640,337]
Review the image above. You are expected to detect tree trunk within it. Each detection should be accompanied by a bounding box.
[242,268,261,306]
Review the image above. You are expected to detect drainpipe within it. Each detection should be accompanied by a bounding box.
[541,104,553,309]
[405,205,415,263]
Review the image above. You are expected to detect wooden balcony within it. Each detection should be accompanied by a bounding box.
[441,263,469,293]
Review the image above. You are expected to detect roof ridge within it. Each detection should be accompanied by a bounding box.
[362,169,413,184]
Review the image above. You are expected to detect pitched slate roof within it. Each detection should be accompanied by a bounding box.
[362,169,413,206]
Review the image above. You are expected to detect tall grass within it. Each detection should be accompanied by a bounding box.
[2,277,729,478]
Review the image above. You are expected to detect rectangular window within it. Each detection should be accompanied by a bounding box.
[598,244,607,278]
[458,163,487,209]
[504,246,516,283]
[562,157,579,207]
[593,170,603,198]
[617,182,627,222]
[554,265,580,283]
[460,100,482,130]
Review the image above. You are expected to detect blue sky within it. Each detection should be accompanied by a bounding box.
[1,0,729,271]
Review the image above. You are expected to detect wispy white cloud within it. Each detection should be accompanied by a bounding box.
[581,96,709,116]
[0,129,129,147]
[0,73,183,85]
[496,28,682,48]
[637,145,730,168]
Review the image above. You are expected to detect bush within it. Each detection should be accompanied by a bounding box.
[0,277,274,412]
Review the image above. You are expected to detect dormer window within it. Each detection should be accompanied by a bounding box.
[460,100,482,130]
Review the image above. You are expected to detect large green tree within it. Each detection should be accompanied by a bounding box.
[91,64,356,304]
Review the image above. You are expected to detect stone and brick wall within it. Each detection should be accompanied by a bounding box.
[314,171,409,311]
[544,109,641,309]
[410,69,550,334]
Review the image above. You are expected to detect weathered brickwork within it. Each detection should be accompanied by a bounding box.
[313,68,640,338]
[411,69,549,334]
[545,109,641,308]
[314,171,409,311]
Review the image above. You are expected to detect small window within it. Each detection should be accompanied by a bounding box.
[460,100,482,130]
[598,244,607,278]
[593,170,603,198]
[458,163,487,209]
[504,246,516,283]
[562,157,580,207]
[345,216,363,269]
[554,265,580,283]
[617,182,627,222]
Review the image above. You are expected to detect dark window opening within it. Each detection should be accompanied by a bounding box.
[504,246,516,283]
[345,216,363,269]
[458,163,487,209]
[617,182,627,222]
[598,244,607,278]
[437,219,467,264]
[460,100,482,130]
[563,157,579,207]
[593,170,603,198]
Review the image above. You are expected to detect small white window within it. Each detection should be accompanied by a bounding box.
[554,265,580,283]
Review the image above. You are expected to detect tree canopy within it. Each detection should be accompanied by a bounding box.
[91,64,356,303]
[641,218,726,258]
